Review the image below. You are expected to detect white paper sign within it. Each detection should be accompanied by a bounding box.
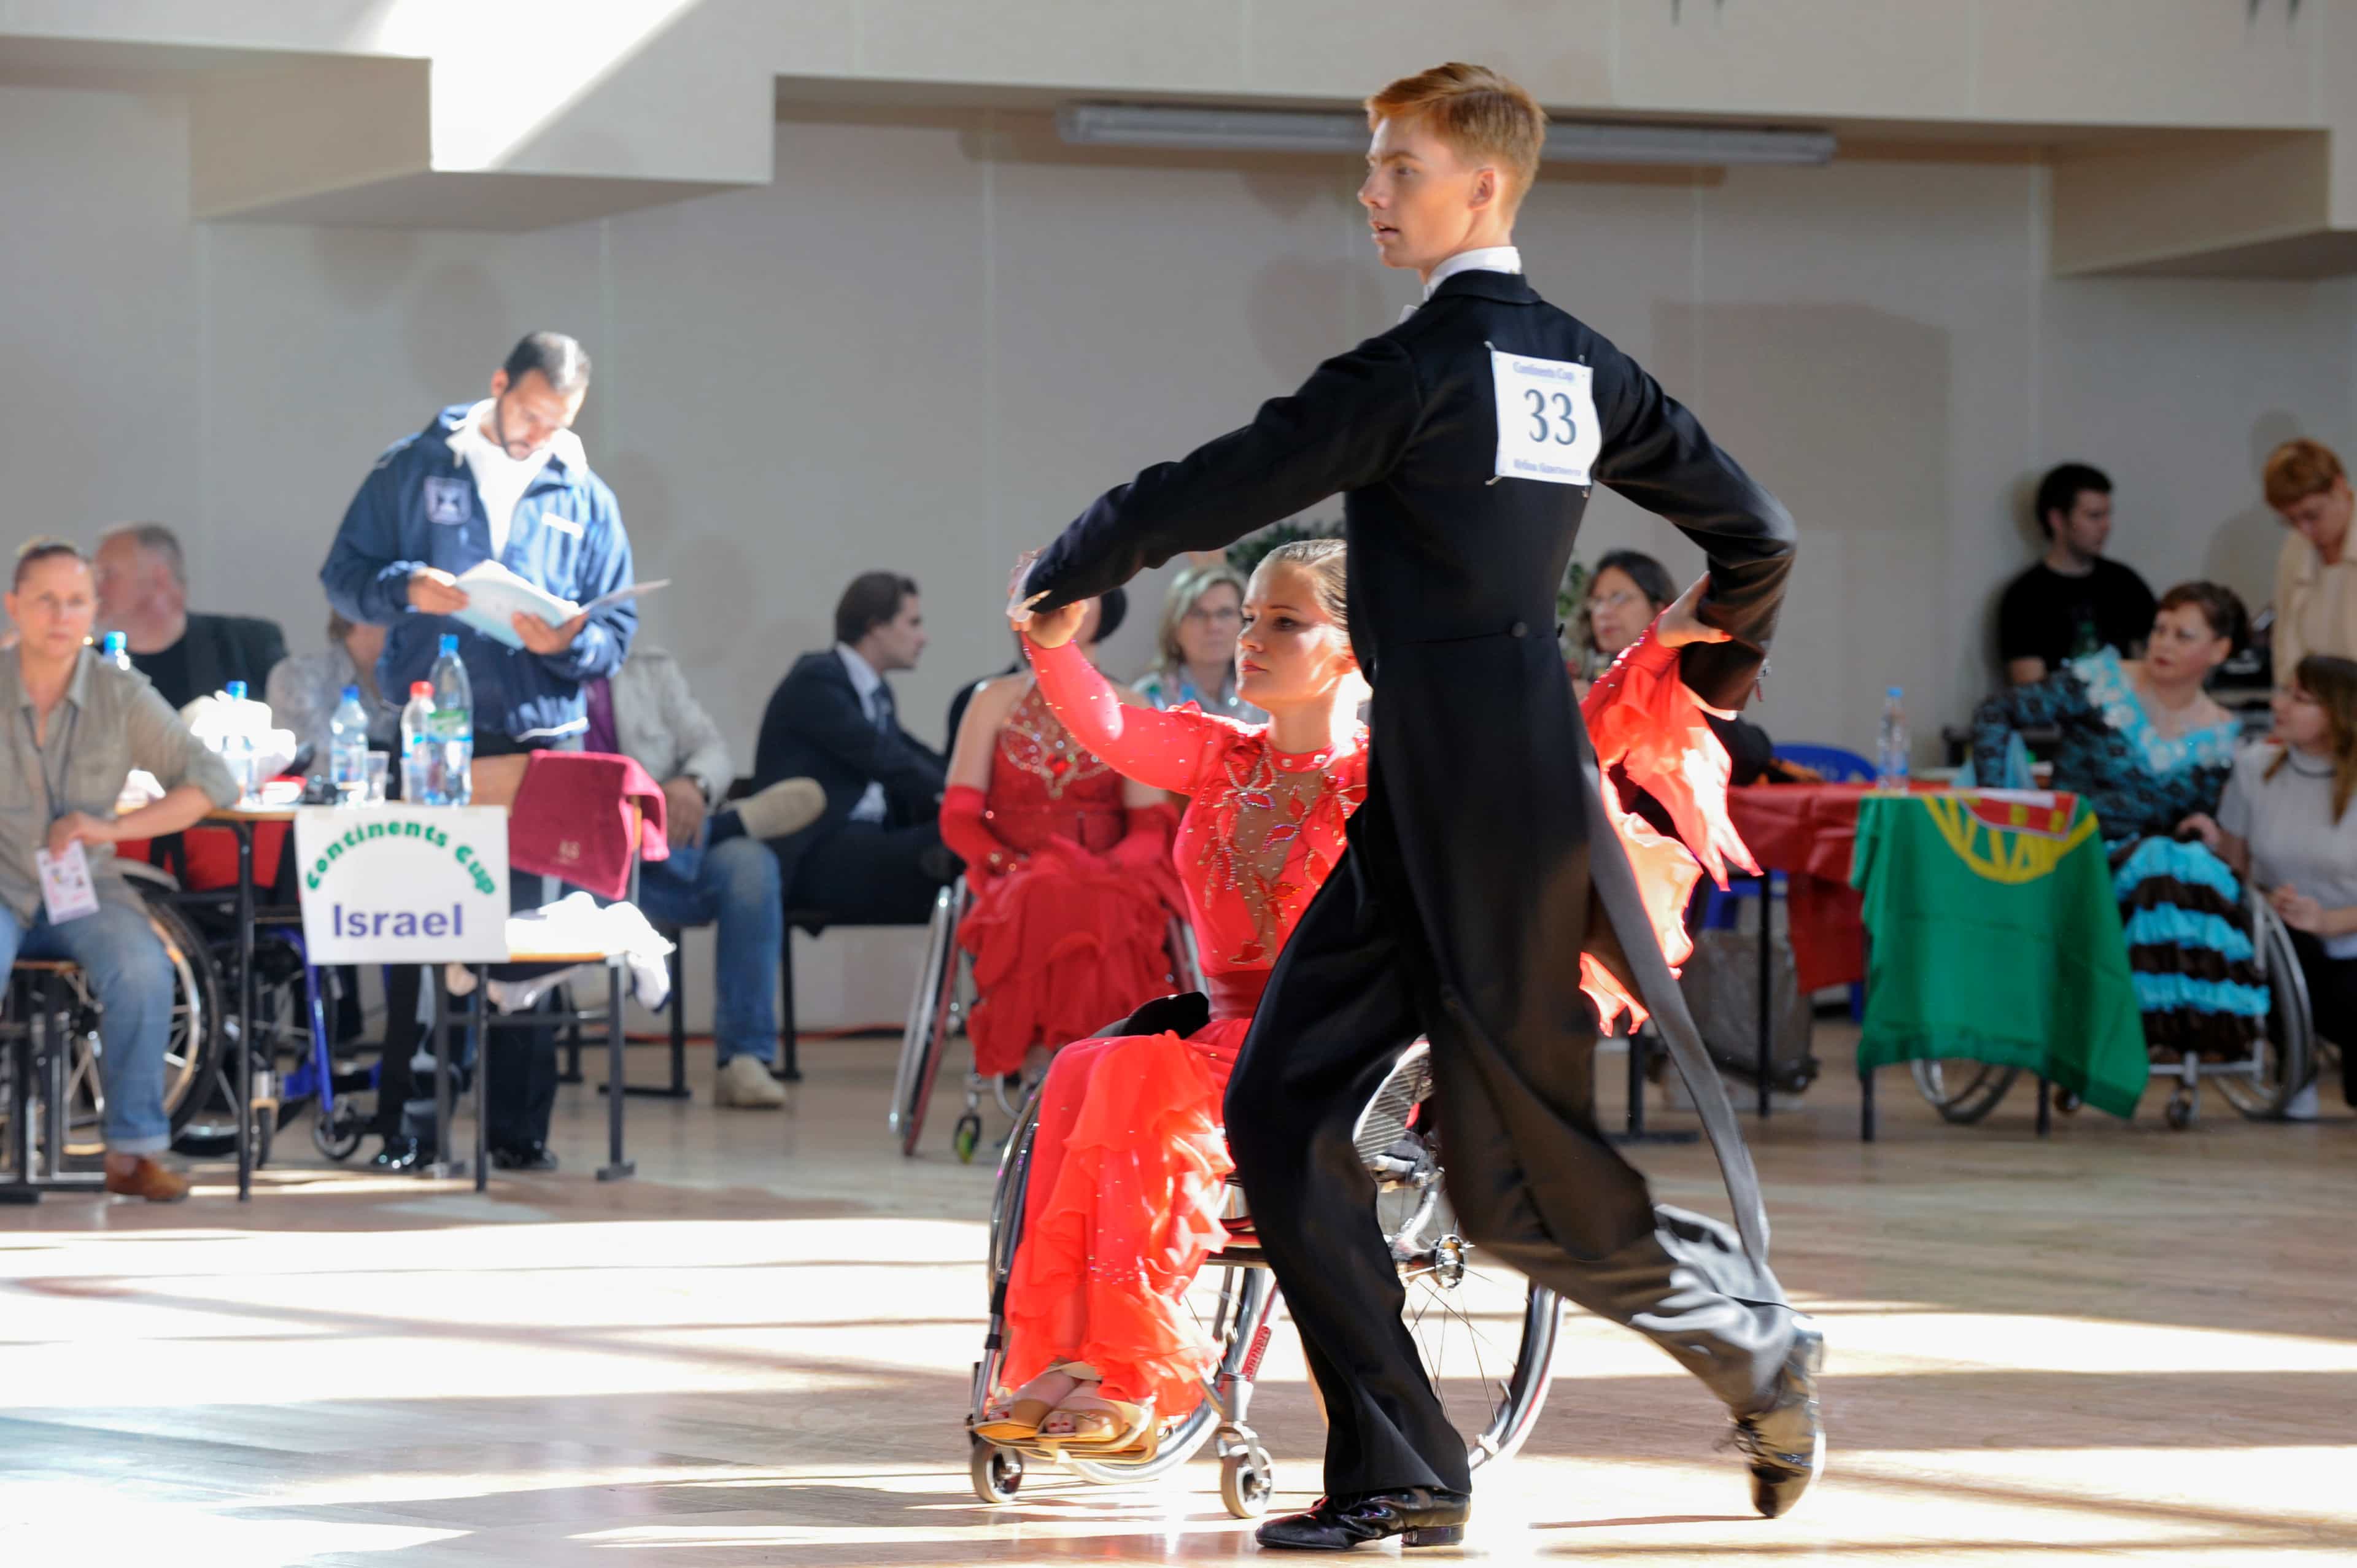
[1490,348,1601,487]
[36,841,101,924]
[293,806,509,962]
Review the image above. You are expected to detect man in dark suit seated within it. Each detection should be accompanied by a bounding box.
[754,571,958,922]
[95,523,287,710]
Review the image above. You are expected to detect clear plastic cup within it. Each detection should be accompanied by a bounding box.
[362,753,389,806]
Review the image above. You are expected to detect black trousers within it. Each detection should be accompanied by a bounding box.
[2286,929,2357,1105]
[1225,837,1794,1499]
[785,820,954,924]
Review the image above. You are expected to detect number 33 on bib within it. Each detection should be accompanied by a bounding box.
[1489,348,1601,487]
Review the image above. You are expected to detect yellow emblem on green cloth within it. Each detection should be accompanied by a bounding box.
[1924,794,2097,885]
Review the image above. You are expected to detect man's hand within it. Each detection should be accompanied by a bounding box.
[47,812,115,857]
[513,611,587,655]
[1657,575,1734,651]
[661,776,707,849]
[408,568,470,615]
[2179,812,2222,850]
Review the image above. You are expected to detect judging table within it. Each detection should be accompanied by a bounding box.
[1723,782,2132,1138]
[201,800,641,1199]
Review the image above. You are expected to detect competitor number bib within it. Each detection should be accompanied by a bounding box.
[1490,348,1600,487]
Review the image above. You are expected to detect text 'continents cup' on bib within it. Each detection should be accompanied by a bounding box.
[293,805,511,964]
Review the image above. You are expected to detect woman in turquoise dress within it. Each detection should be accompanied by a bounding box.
[1971,582,2266,1059]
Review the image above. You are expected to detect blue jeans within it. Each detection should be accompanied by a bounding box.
[633,834,783,1065]
[0,897,175,1153]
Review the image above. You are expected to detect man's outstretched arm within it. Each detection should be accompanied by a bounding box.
[1024,338,1422,612]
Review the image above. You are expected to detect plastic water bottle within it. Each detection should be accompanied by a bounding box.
[428,633,474,808]
[222,679,260,804]
[329,684,372,806]
[99,631,133,672]
[1876,687,1910,790]
[401,681,441,805]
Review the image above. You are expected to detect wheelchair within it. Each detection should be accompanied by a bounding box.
[0,863,375,1173]
[966,1039,1561,1518]
[1912,883,2316,1130]
[889,879,1202,1162]
[0,869,220,1165]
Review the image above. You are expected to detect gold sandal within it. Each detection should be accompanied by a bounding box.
[972,1370,1082,1442]
[1039,1392,1152,1451]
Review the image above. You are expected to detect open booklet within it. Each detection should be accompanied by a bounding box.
[452,560,668,649]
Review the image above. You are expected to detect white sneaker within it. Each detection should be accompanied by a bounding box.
[714,1054,787,1108]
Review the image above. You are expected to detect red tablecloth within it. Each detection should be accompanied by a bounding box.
[1727,782,1941,993]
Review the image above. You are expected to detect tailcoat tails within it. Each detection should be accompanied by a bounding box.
[1024,267,1803,1497]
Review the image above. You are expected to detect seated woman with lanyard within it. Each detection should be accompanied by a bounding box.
[1,539,239,1200]
[2184,653,2357,1111]
[938,589,1183,1087]
[1973,582,2267,1063]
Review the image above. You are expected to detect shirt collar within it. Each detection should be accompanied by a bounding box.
[447,398,586,476]
[1423,245,1523,301]
[835,643,884,703]
[6,647,93,723]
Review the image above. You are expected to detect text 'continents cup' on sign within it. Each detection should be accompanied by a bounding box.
[293,806,511,963]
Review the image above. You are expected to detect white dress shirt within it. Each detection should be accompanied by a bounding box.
[1423,244,1523,299]
[835,643,889,824]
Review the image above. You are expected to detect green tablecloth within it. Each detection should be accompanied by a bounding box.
[1851,791,2146,1118]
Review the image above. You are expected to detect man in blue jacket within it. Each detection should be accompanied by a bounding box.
[322,330,636,1174]
[321,331,636,756]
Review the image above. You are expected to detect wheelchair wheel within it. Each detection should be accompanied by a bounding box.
[1219,1441,1275,1518]
[1355,1043,1560,1471]
[1909,1058,2018,1124]
[891,883,966,1157]
[25,878,223,1161]
[970,1435,1023,1503]
[2218,894,2313,1121]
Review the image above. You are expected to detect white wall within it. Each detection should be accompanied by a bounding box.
[2,85,2351,1025]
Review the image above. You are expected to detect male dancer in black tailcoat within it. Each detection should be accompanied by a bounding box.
[1015,63,1822,1550]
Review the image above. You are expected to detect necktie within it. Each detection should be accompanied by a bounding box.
[872,682,895,738]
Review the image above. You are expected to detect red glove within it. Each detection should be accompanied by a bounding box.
[941,784,1023,881]
[1109,801,1178,873]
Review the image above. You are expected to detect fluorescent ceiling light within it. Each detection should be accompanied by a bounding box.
[1055,104,1836,167]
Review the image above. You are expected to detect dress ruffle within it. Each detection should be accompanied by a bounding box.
[1577,628,1758,1033]
[999,1015,1253,1413]
[958,840,1182,1077]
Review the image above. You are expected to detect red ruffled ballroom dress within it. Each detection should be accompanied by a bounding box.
[940,682,1182,1078]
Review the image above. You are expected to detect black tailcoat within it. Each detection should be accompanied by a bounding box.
[1026,268,1802,1496]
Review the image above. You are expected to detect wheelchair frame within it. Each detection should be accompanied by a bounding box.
[889,879,1203,1161]
[966,1040,1562,1517]
[1911,886,2316,1130]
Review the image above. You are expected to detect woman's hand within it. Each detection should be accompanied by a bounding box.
[47,812,115,857]
[2271,886,2328,934]
[1656,576,1733,651]
[2179,812,2222,850]
[1018,598,1091,650]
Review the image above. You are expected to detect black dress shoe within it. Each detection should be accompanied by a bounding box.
[370,1136,431,1172]
[489,1143,560,1172]
[1255,1488,1470,1551]
[1728,1319,1825,1518]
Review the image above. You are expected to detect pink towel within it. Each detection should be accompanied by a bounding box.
[508,751,670,900]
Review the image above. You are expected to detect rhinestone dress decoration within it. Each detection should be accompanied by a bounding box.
[1196,728,1368,967]
[997,681,1110,800]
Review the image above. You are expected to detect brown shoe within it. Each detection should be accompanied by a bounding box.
[104,1155,192,1203]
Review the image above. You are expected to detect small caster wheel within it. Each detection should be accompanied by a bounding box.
[971,1435,1023,1503]
[314,1106,366,1162]
[2164,1092,2195,1131]
[952,1111,983,1164]
[1220,1444,1275,1518]
[2056,1090,2082,1116]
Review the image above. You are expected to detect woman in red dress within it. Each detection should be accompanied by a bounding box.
[973,546,1749,1458]
[939,596,1183,1082]
[973,539,1369,1457]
